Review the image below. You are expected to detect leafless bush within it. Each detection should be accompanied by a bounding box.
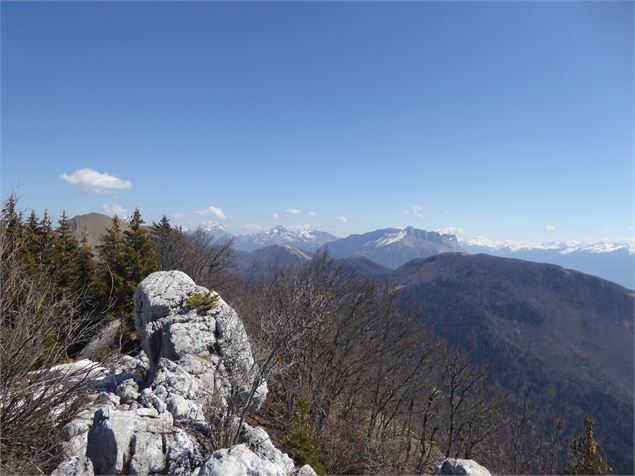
[233,251,554,474]
[152,222,238,297]
[0,235,102,474]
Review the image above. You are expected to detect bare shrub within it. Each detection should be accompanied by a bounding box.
[0,228,102,474]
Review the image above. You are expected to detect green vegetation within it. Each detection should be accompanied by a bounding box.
[284,398,327,474]
[185,292,219,316]
[98,209,159,330]
[564,416,612,475]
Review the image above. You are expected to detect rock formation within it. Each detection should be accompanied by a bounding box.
[52,271,315,476]
[435,458,492,476]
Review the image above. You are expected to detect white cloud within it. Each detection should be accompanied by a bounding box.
[272,212,280,220]
[286,208,301,215]
[544,225,557,233]
[171,212,185,219]
[438,226,464,236]
[308,211,316,216]
[405,205,424,219]
[244,223,263,231]
[60,168,132,194]
[336,215,348,223]
[102,203,127,217]
[196,206,230,219]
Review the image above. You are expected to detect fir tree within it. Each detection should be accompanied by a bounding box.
[98,216,129,315]
[564,416,612,475]
[53,211,81,291]
[38,211,55,269]
[1,195,24,259]
[123,208,159,286]
[98,210,158,324]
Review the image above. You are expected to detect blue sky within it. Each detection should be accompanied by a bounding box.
[2,1,633,241]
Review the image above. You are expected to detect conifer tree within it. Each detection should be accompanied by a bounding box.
[98,216,129,315]
[53,211,81,291]
[564,416,612,475]
[1,195,24,259]
[123,208,159,286]
[23,210,43,270]
[98,210,158,325]
[38,211,55,269]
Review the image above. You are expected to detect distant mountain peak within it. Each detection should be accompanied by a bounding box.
[233,226,338,252]
[326,226,460,268]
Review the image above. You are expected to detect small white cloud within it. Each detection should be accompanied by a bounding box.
[272,212,280,220]
[171,212,185,219]
[544,225,556,233]
[336,215,348,223]
[438,226,464,236]
[405,205,424,219]
[244,223,263,232]
[308,211,316,216]
[196,206,230,219]
[102,203,127,217]
[286,208,301,215]
[60,168,132,194]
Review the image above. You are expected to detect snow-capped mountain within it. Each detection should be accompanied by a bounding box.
[453,234,635,289]
[325,226,460,268]
[200,223,233,242]
[459,235,635,255]
[232,226,338,252]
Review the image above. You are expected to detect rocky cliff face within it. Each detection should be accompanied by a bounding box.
[52,271,315,476]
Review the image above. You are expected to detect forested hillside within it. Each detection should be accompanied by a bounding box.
[391,253,634,474]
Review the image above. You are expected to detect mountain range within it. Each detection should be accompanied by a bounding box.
[67,212,634,472]
[68,213,634,289]
[226,224,634,289]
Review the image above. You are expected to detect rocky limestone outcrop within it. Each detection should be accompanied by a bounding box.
[52,271,314,476]
[435,458,492,476]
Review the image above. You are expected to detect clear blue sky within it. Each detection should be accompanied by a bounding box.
[2,1,633,241]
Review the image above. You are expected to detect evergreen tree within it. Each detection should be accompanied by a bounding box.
[53,211,81,291]
[98,216,129,315]
[1,195,24,259]
[123,208,159,286]
[98,210,158,325]
[38,211,55,269]
[22,210,43,270]
[564,416,612,475]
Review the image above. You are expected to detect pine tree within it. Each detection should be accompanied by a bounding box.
[98,216,129,315]
[123,208,159,286]
[38,211,55,269]
[1,195,24,259]
[53,211,81,291]
[22,210,43,270]
[98,210,158,326]
[564,416,612,475]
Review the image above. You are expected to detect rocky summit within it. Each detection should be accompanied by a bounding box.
[52,271,315,476]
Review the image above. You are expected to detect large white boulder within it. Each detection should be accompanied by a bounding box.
[197,444,288,476]
[435,458,492,476]
[52,271,305,476]
[134,271,268,416]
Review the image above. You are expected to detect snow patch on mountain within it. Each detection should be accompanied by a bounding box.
[233,226,338,252]
[436,228,635,255]
[374,230,407,247]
